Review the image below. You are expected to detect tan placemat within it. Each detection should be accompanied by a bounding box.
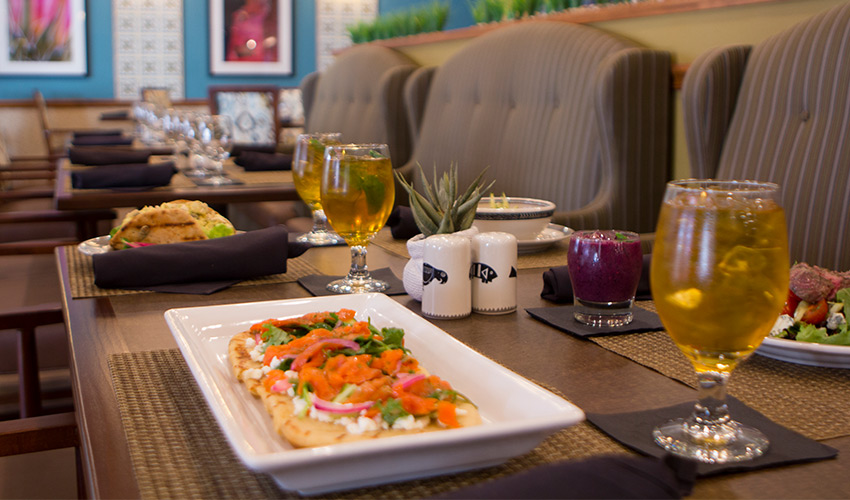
[65,246,321,299]
[589,304,850,441]
[108,349,629,499]
[227,167,294,185]
[370,229,568,270]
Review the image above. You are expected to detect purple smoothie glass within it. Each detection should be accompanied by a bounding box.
[567,230,643,327]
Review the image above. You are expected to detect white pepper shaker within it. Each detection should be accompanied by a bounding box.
[470,232,517,315]
[421,234,471,319]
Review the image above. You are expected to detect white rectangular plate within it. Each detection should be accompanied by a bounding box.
[165,293,584,494]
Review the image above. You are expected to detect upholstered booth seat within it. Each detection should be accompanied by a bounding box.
[400,21,671,235]
[229,45,418,231]
[682,2,850,269]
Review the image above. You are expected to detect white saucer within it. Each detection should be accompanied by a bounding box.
[517,224,573,254]
[78,235,112,256]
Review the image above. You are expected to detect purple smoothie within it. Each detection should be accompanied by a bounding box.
[567,230,642,303]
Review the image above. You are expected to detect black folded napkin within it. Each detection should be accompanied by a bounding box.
[230,143,278,156]
[587,397,838,477]
[386,205,420,240]
[437,454,695,499]
[234,151,292,171]
[542,254,653,303]
[526,305,665,337]
[93,226,310,294]
[99,110,129,120]
[298,268,405,296]
[72,129,123,138]
[71,135,134,147]
[71,162,175,189]
[69,147,152,165]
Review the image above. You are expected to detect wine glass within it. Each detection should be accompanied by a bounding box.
[292,132,345,246]
[651,179,789,463]
[320,143,395,293]
[194,115,235,186]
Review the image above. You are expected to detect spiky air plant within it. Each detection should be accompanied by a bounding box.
[395,163,494,237]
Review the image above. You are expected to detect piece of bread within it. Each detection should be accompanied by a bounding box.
[109,199,234,249]
[228,326,482,449]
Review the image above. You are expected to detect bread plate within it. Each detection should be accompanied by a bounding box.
[165,293,584,494]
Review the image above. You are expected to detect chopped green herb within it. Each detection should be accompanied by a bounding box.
[375,398,409,425]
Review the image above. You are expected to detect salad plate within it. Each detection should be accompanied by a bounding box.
[756,337,850,369]
[165,293,584,494]
[517,223,573,254]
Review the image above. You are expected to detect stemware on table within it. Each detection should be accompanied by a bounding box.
[650,179,789,463]
[197,114,236,186]
[320,143,395,294]
[291,132,345,246]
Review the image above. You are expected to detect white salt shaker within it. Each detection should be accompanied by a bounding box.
[471,232,517,315]
[422,234,471,319]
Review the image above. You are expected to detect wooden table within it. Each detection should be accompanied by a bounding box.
[56,245,850,499]
[53,158,300,210]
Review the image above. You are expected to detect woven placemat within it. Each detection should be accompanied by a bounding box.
[589,302,850,441]
[370,229,568,270]
[108,349,629,499]
[64,246,321,298]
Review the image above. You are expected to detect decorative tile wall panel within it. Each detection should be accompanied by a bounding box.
[316,0,377,71]
[113,0,185,101]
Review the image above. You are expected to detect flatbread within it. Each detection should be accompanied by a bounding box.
[228,320,482,449]
[109,199,234,249]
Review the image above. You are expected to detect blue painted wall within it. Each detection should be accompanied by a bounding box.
[0,0,316,100]
[0,0,473,100]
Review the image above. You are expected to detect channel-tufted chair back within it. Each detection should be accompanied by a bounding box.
[400,21,671,233]
[683,3,850,269]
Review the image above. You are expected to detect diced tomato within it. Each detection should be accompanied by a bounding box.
[799,299,828,325]
[437,401,460,428]
[782,289,801,316]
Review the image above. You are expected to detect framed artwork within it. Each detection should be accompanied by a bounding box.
[210,0,292,76]
[0,0,88,75]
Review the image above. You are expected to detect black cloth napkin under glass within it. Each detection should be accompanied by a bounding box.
[71,135,134,147]
[230,144,278,156]
[298,268,405,296]
[92,226,310,294]
[234,151,293,171]
[69,147,152,165]
[526,305,665,337]
[436,454,696,499]
[71,162,175,190]
[386,205,420,240]
[587,397,838,477]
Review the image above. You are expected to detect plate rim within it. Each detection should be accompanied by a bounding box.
[164,293,585,488]
[756,336,850,368]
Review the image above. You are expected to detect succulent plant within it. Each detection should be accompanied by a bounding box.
[395,163,494,237]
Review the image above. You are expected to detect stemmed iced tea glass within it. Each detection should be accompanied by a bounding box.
[320,144,394,294]
[651,180,789,463]
[292,133,345,245]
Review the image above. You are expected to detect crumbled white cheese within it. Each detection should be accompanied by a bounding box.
[292,396,309,415]
[345,416,379,435]
[242,368,263,380]
[770,314,795,337]
[249,344,265,363]
[391,415,427,431]
[827,312,846,331]
[456,407,468,416]
[285,370,298,380]
[244,337,256,349]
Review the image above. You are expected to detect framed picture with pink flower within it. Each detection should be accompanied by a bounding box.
[0,0,87,75]
[210,0,293,76]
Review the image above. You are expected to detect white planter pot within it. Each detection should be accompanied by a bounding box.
[402,226,479,301]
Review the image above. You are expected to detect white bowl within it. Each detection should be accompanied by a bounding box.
[473,197,556,241]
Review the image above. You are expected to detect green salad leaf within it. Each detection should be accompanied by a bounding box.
[796,322,850,346]
[374,398,409,425]
[262,324,292,346]
[836,287,850,320]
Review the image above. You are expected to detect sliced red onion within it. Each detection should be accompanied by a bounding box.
[254,332,262,345]
[126,241,155,248]
[271,379,291,393]
[291,338,360,371]
[393,373,426,391]
[311,395,373,414]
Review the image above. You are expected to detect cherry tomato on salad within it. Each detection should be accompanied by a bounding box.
[782,289,802,316]
[800,299,828,325]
